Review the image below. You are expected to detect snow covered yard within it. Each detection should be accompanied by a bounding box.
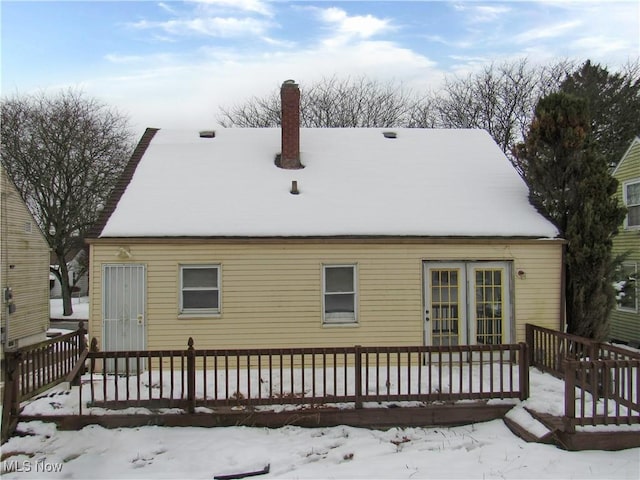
[49,297,89,322]
[1,418,638,479]
[2,369,639,479]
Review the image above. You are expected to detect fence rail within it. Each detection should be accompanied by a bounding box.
[563,359,640,432]
[526,324,640,430]
[2,322,87,442]
[525,324,596,376]
[85,339,529,413]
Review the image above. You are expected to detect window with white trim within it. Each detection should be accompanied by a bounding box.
[614,262,638,312]
[624,180,640,228]
[323,264,357,324]
[180,265,220,314]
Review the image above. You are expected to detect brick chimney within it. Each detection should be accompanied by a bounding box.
[279,79,302,169]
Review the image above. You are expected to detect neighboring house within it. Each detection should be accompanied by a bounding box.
[49,248,89,299]
[87,80,564,354]
[611,136,640,346]
[0,165,50,353]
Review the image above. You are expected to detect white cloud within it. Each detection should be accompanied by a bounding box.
[129,16,271,38]
[515,20,582,43]
[570,35,635,57]
[191,0,273,17]
[83,35,439,135]
[452,3,511,23]
[320,7,391,38]
[314,6,393,47]
[424,35,473,49]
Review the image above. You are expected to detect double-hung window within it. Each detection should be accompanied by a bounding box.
[323,264,357,324]
[615,263,638,312]
[180,265,220,314]
[624,180,640,229]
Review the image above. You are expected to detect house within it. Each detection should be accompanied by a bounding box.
[49,248,89,299]
[0,165,50,352]
[610,136,640,346]
[86,80,564,354]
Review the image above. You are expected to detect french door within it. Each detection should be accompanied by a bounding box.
[423,261,512,348]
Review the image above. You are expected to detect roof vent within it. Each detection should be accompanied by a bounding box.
[199,130,215,138]
[290,180,299,195]
[382,131,397,139]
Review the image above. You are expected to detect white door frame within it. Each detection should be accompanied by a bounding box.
[102,263,146,372]
[423,261,513,348]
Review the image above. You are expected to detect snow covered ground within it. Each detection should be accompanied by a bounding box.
[49,297,89,321]
[2,419,638,479]
[2,368,639,479]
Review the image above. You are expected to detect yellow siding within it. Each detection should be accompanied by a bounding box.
[0,167,50,349]
[89,239,563,350]
[611,138,640,343]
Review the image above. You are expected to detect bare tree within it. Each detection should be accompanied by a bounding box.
[434,58,575,171]
[218,90,281,127]
[218,76,423,128]
[1,90,134,316]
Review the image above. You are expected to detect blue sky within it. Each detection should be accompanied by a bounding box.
[2,1,639,134]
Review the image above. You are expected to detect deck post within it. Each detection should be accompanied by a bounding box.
[187,337,196,413]
[563,359,576,433]
[73,320,87,386]
[1,351,20,443]
[524,324,534,366]
[355,345,363,409]
[518,342,529,400]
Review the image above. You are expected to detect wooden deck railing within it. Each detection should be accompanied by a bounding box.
[526,323,640,430]
[525,324,597,377]
[2,322,88,442]
[563,359,640,432]
[84,339,529,413]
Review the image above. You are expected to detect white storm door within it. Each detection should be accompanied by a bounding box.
[102,264,146,372]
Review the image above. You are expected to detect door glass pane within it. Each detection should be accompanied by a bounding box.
[430,269,460,346]
[475,268,503,344]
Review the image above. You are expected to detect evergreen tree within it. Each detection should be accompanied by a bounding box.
[516,92,626,340]
[559,60,640,168]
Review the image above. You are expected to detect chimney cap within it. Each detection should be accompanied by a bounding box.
[282,79,298,87]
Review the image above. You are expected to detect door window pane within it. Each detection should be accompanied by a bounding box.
[474,268,503,344]
[430,268,460,346]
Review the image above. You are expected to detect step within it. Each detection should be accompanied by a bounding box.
[503,405,556,444]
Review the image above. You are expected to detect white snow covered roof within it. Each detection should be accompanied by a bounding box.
[99,128,559,238]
